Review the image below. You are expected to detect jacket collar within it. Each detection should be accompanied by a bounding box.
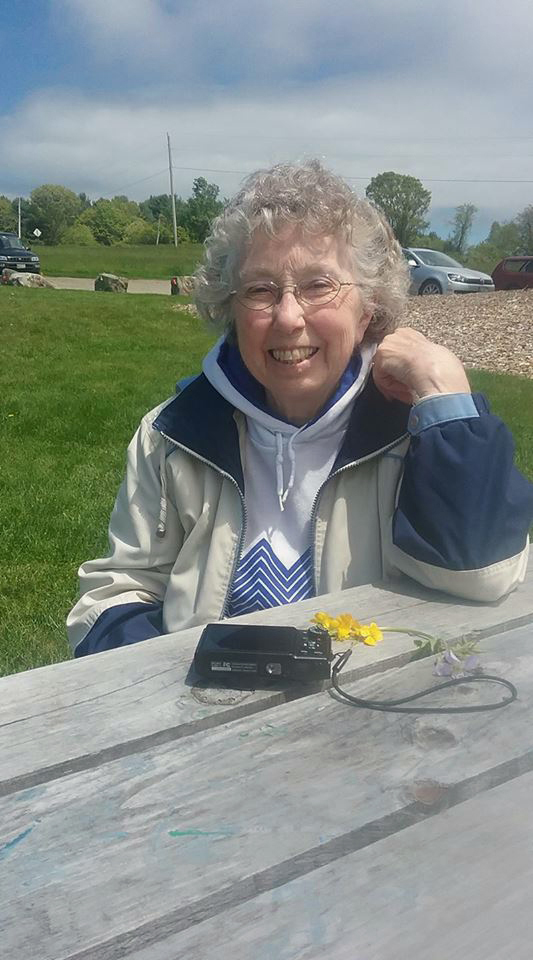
[153,374,245,494]
[333,374,410,471]
[152,373,410,491]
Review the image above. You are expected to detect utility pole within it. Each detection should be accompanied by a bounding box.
[156,214,161,246]
[18,197,21,239]
[167,132,178,247]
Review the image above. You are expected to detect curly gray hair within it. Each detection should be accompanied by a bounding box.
[194,159,409,341]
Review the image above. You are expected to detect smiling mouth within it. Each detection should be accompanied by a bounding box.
[269,347,318,365]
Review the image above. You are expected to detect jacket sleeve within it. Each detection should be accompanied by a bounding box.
[385,393,533,601]
[66,416,184,656]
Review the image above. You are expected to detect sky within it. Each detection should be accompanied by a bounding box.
[1,0,532,243]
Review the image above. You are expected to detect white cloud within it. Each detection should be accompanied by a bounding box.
[2,0,532,240]
[1,79,531,235]
[53,0,533,89]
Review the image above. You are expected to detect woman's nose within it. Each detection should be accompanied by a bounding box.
[271,290,305,330]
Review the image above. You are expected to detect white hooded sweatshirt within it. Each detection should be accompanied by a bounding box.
[202,338,375,615]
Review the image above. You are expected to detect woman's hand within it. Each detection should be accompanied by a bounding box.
[372,328,471,405]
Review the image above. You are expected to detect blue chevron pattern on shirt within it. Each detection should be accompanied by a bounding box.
[227,539,314,617]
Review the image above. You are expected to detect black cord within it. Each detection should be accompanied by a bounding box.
[331,650,518,714]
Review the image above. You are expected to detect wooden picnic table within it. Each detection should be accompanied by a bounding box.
[1,560,533,959]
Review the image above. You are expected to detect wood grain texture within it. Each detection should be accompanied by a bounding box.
[125,771,533,960]
[2,625,532,960]
[1,565,532,786]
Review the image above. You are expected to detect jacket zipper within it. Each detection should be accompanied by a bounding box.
[157,430,247,618]
[309,433,409,593]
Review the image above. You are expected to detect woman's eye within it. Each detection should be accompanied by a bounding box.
[304,278,334,293]
[245,284,272,297]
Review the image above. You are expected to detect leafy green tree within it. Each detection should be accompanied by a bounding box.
[181,178,224,242]
[78,192,92,212]
[487,220,521,256]
[123,218,158,244]
[0,196,18,233]
[446,203,477,256]
[412,231,446,251]
[464,242,502,274]
[80,197,139,245]
[28,184,82,244]
[139,193,185,223]
[365,172,431,245]
[110,196,140,221]
[516,205,533,252]
[60,223,98,246]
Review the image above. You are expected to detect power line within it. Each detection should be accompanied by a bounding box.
[168,131,533,143]
[166,164,533,185]
[101,168,169,197]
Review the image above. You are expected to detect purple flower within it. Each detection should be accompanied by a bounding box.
[443,649,461,664]
[434,660,454,677]
[463,655,480,672]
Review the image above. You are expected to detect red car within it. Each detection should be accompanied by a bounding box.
[492,256,533,290]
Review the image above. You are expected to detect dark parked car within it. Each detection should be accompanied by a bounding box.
[491,256,533,291]
[0,232,41,274]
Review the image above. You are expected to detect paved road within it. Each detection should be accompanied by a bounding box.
[48,277,171,295]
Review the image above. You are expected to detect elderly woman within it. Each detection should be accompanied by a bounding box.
[67,161,533,656]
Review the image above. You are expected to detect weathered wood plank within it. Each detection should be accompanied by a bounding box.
[126,771,533,960]
[1,566,532,785]
[1,625,531,960]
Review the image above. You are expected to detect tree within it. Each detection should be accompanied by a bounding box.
[412,230,446,252]
[60,223,98,246]
[516,205,533,252]
[464,242,502,275]
[365,172,431,246]
[181,177,224,242]
[139,193,183,224]
[446,203,477,256]
[80,196,139,245]
[487,220,521,256]
[123,218,158,245]
[78,192,92,212]
[28,184,82,244]
[139,193,188,243]
[0,196,18,233]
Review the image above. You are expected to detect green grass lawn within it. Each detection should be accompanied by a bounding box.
[1,286,532,677]
[1,286,214,676]
[37,242,204,279]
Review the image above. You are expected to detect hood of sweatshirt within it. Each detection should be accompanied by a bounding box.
[202,337,375,512]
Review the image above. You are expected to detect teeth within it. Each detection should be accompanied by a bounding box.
[271,347,317,363]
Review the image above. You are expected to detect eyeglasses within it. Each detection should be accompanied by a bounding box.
[230,276,358,311]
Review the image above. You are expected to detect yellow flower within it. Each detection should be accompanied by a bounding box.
[312,612,384,647]
[357,622,383,646]
[334,614,361,641]
[312,611,336,631]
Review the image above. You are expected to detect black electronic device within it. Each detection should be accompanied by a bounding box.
[194,623,333,683]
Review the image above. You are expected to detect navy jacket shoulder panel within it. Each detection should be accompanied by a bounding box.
[333,375,411,471]
[153,374,244,493]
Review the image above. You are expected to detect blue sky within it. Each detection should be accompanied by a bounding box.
[2,0,532,242]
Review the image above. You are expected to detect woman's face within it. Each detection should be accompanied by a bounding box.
[232,228,372,424]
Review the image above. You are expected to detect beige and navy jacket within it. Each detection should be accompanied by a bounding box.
[67,373,532,656]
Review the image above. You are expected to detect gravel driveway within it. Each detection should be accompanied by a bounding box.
[405,289,532,379]
[48,277,170,295]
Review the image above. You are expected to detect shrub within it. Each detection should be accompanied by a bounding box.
[123,219,158,245]
[60,223,98,246]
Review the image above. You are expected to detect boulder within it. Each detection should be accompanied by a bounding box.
[94,273,128,293]
[2,269,56,288]
[175,275,195,295]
